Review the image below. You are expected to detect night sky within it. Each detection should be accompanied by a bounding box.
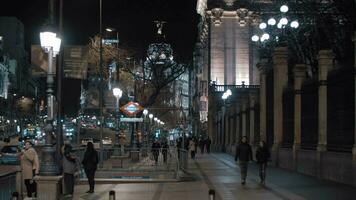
[2,0,200,116]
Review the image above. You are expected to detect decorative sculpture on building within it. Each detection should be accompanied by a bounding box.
[211,8,224,26]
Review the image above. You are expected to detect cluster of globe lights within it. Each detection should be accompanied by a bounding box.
[251,5,299,42]
[146,110,165,125]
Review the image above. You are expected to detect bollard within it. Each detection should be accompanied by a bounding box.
[109,190,116,200]
[208,189,215,200]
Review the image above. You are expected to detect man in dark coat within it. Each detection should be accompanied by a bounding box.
[82,142,99,193]
[235,136,253,185]
[256,141,270,184]
[151,140,161,164]
[205,137,211,154]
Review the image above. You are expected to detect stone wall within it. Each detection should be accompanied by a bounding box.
[278,148,293,170]
[296,149,317,176]
[321,152,353,185]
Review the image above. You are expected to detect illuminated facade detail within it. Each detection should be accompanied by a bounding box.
[205,10,259,85]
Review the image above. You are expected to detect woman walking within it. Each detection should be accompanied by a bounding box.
[82,142,98,193]
[62,144,79,198]
[189,139,196,159]
[256,141,270,185]
[20,141,39,198]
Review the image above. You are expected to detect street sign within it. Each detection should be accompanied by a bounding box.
[120,101,144,116]
[120,118,143,122]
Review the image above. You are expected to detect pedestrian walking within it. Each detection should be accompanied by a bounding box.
[189,139,196,159]
[199,138,205,154]
[151,140,161,164]
[256,141,270,185]
[161,141,169,163]
[235,136,252,185]
[206,137,211,154]
[20,141,39,198]
[82,142,98,193]
[62,144,80,198]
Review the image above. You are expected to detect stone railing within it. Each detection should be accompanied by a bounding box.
[0,165,21,199]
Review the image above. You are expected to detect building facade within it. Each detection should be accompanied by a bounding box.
[194,0,356,187]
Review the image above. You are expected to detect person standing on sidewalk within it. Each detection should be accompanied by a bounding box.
[235,136,252,185]
[256,141,270,185]
[189,138,196,159]
[151,140,161,164]
[20,141,39,198]
[82,142,98,193]
[62,144,80,198]
[161,141,169,163]
[205,137,211,154]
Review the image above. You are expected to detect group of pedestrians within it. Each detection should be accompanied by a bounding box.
[19,141,99,199]
[235,136,270,185]
[61,141,99,197]
[151,140,169,164]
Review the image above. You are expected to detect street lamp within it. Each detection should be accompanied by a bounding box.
[112,87,122,155]
[39,30,61,175]
[142,109,149,155]
[251,4,298,44]
[221,89,232,152]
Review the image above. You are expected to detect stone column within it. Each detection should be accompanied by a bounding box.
[222,105,227,151]
[316,50,333,178]
[292,64,307,170]
[352,32,356,187]
[235,104,241,144]
[257,60,268,142]
[272,47,288,166]
[230,111,235,148]
[249,91,258,146]
[241,98,248,137]
[217,111,222,148]
[317,50,333,152]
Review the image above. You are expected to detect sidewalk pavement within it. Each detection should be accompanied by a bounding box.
[68,153,356,200]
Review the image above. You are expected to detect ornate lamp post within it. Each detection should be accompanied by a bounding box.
[251,5,299,44]
[39,30,61,175]
[112,87,122,155]
[142,109,148,155]
[221,89,232,152]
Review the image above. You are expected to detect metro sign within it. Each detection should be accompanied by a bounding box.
[120,101,143,117]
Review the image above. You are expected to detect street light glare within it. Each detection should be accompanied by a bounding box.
[222,94,228,100]
[113,87,123,98]
[251,35,260,42]
[52,37,61,55]
[280,5,289,13]
[143,109,148,115]
[290,20,299,28]
[268,18,276,26]
[106,28,114,32]
[277,23,283,29]
[149,114,153,119]
[280,17,288,25]
[259,22,267,29]
[40,32,56,48]
[226,89,232,96]
[261,33,270,42]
